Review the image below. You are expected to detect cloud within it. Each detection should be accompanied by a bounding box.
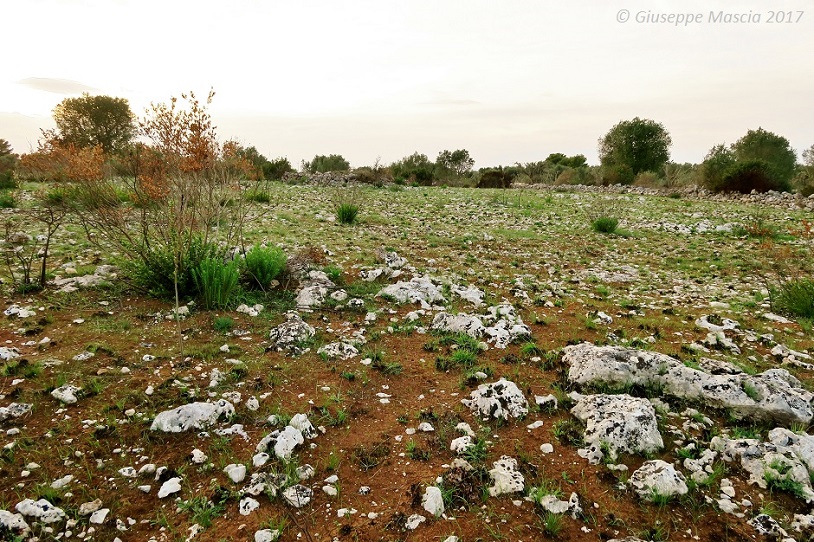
[17,77,98,95]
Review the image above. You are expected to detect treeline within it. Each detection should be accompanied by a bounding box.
[2,94,813,195]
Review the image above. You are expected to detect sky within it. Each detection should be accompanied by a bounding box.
[2,0,812,168]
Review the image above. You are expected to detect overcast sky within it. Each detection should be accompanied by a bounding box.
[2,0,812,168]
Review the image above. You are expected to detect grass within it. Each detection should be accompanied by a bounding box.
[591,216,619,234]
[772,278,814,319]
[336,202,360,224]
[178,495,225,529]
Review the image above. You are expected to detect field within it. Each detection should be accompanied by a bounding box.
[1,181,814,542]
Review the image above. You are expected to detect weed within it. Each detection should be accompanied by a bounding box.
[540,510,563,537]
[772,278,814,319]
[178,495,225,529]
[336,202,360,225]
[193,257,240,310]
[592,216,619,234]
[244,244,286,290]
[213,316,234,333]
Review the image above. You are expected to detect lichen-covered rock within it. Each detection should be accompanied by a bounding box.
[431,312,485,337]
[462,379,528,420]
[749,514,791,539]
[629,460,688,500]
[711,428,814,501]
[256,425,304,460]
[317,342,359,360]
[570,393,663,464]
[564,343,814,426]
[295,270,336,309]
[377,276,445,308]
[15,498,66,523]
[0,402,32,423]
[150,400,235,432]
[51,385,82,404]
[0,346,21,360]
[0,510,29,536]
[451,284,485,307]
[488,456,525,496]
[282,485,312,508]
[268,312,315,354]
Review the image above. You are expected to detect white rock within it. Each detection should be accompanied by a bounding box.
[282,485,312,508]
[268,312,316,354]
[540,443,554,454]
[15,498,66,523]
[378,276,445,309]
[488,456,525,497]
[224,464,247,484]
[254,528,280,542]
[571,393,663,464]
[0,510,29,536]
[317,342,359,360]
[51,385,82,404]
[239,497,260,516]
[417,422,434,432]
[157,477,182,498]
[51,474,74,488]
[422,486,444,517]
[78,499,103,516]
[89,508,109,524]
[462,378,528,420]
[150,400,235,432]
[323,485,338,496]
[450,436,474,454]
[405,513,426,530]
[190,449,208,464]
[629,460,689,500]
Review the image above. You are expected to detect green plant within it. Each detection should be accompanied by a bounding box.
[0,190,15,208]
[540,510,563,537]
[213,316,234,333]
[742,381,761,401]
[193,257,240,310]
[591,216,619,234]
[244,245,286,290]
[336,202,360,225]
[772,278,814,319]
[178,495,225,529]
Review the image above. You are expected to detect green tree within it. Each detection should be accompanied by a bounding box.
[803,144,814,167]
[391,152,435,185]
[305,154,350,173]
[52,93,135,154]
[0,139,18,188]
[598,117,672,179]
[700,144,736,191]
[731,127,796,184]
[436,149,474,177]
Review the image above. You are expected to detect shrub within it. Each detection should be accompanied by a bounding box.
[772,279,814,319]
[601,164,634,185]
[193,257,240,310]
[213,316,234,332]
[124,233,223,299]
[713,160,790,193]
[592,216,619,234]
[0,190,16,208]
[305,154,350,173]
[336,202,360,225]
[391,152,435,185]
[244,245,287,290]
[477,168,514,188]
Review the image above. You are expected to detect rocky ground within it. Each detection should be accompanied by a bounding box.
[1,182,813,541]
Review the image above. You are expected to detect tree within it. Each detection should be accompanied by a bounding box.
[0,139,18,188]
[304,154,350,173]
[700,144,736,191]
[436,149,474,177]
[732,127,797,184]
[803,144,814,167]
[52,93,135,155]
[598,117,672,179]
[391,152,435,185]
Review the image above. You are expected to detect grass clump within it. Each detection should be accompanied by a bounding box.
[192,257,240,310]
[336,202,360,225]
[244,244,286,290]
[591,216,619,234]
[213,316,234,333]
[772,278,814,319]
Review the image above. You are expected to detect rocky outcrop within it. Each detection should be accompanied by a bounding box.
[628,460,688,500]
[268,312,316,354]
[570,393,663,464]
[462,379,528,420]
[564,343,814,426]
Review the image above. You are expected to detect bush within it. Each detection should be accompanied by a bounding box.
[336,202,360,225]
[124,233,224,299]
[244,245,286,290]
[0,190,16,208]
[0,171,17,190]
[601,164,634,185]
[592,216,619,234]
[477,168,513,188]
[391,152,435,186]
[305,154,350,173]
[772,279,814,319]
[193,257,240,310]
[714,160,790,193]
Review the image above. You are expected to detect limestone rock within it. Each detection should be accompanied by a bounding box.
[422,486,444,517]
[629,460,688,500]
[488,456,525,496]
[0,509,29,536]
[564,343,814,426]
[317,342,359,360]
[377,276,445,309]
[268,312,316,355]
[570,393,663,464]
[51,384,82,404]
[282,485,312,508]
[0,402,32,423]
[150,400,235,432]
[15,498,66,523]
[462,378,528,420]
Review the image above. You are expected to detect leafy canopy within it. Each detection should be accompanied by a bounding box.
[598,117,672,177]
[53,93,135,154]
